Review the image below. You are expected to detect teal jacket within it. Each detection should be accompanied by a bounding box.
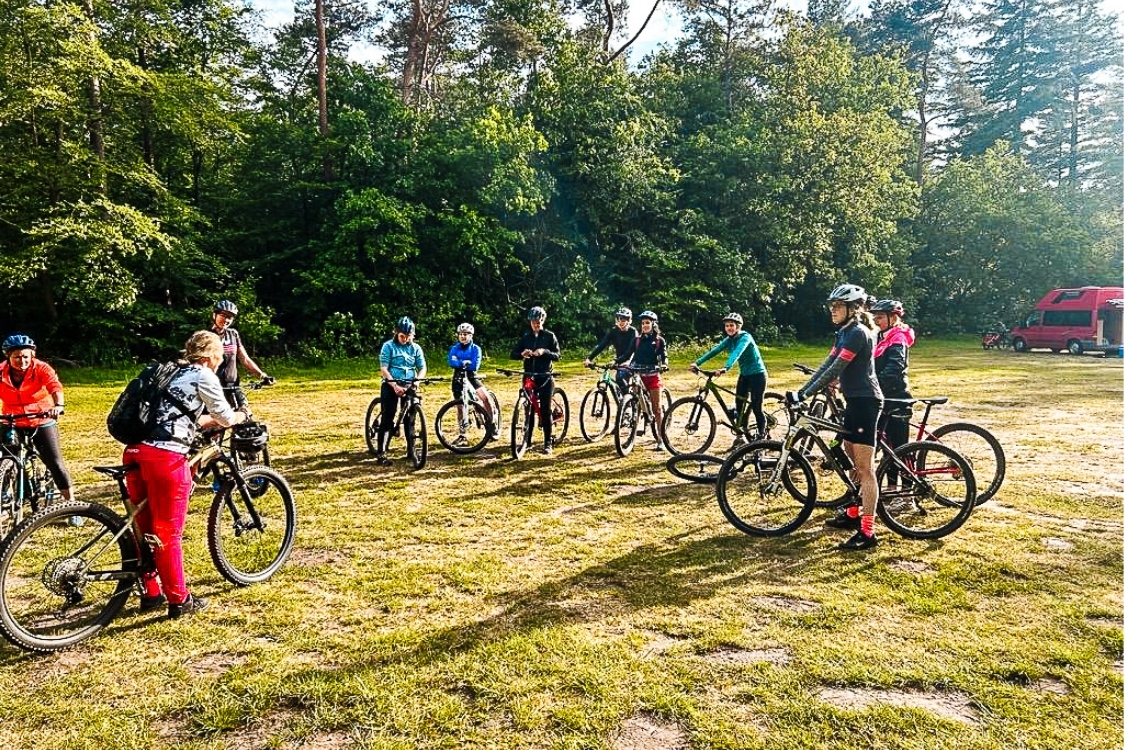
[695,331,766,376]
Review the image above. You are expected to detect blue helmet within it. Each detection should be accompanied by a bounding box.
[213,299,239,316]
[394,316,415,335]
[2,334,35,354]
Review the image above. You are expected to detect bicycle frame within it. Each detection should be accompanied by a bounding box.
[0,413,57,523]
[687,371,749,432]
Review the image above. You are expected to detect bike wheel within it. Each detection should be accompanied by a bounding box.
[0,458,19,540]
[578,388,612,442]
[761,391,789,435]
[662,398,717,456]
[877,441,976,540]
[511,397,532,459]
[406,404,427,469]
[717,441,817,536]
[435,400,489,454]
[790,431,853,509]
[551,389,570,445]
[0,501,138,652]
[486,389,503,437]
[364,398,382,455]
[665,453,725,484]
[614,395,640,457]
[927,422,1005,504]
[208,468,297,586]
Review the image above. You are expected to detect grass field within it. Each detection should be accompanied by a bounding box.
[0,339,1120,750]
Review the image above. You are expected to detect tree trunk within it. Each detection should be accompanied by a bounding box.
[316,0,333,180]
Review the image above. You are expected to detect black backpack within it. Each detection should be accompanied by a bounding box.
[106,362,195,445]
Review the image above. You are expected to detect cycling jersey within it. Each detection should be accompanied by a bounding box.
[447,341,482,372]
[214,328,243,386]
[800,321,883,400]
[587,326,637,364]
[380,339,426,382]
[147,364,241,453]
[0,359,63,428]
[631,333,667,370]
[695,330,765,375]
[511,329,560,374]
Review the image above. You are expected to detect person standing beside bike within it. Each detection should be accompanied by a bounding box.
[583,307,636,394]
[791,284,884,551]
[375,317,427,466]
[511,307,561,455]
[124,330,248,618]
[691,312,768,445]
[210,300,273,411]
[871,299,915,479]
[0,334,73,502]
[629,311,669,450]
[447,323,496,439]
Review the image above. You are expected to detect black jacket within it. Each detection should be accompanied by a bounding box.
[511,329,560,374]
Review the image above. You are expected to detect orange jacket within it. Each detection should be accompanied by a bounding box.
[0,360,64,427]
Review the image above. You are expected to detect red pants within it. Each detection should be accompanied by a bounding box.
[123,444,194,605]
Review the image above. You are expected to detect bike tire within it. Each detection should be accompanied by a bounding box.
[665,453,725,484]
[511,397,532,459]
[578,388,612,442]
[551,389,570,445]
[406,404,428,469]
[364,398,382,455]
[614,395,640,457]
[208,467,297,586]
[486,389,503,438]
[435,400,490,455]
[877,441,976,540]
[662,398,717,456]
[0,458,20,540]
[927,422,1005,504]
[0,501,138,652]
[717,441,817,536]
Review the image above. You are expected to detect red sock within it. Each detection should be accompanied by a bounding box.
[861,514,875,536]
[846,505,861,518]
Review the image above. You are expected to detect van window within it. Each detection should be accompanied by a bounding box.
[1042,310,1091,327]
[1051,290,1086,303]
[1024,312,1041,327]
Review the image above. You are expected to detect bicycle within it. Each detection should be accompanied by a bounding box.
[577,363,624,442]
[661,369,783,456]
[0,433,297,652]
[783,363,1005,505]
[364,378,440,470]
[0,412,63,539]
[218,379,274,471]
[981,324,1012,350]
[613,365,672,456]
[496,369,570,459]
[434,374,503,454]
[716,398,977,539]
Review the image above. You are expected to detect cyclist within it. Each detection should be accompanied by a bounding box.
[790,284,884,550]
[124,331,248,619]
[375,316,427,465]
[0,334,73,502]
[691,312,768,445]
[629,310,669,450]
[584,307,636,393]
[447,323,496,441]
[871,299,915,483]
[210,300,273,410]
[511,306,561,455]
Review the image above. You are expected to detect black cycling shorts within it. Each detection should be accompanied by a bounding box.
[841,396,882,447]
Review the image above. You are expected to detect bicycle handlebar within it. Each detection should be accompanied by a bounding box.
[384,377,444,385]
[495,368,559,379]
[792,363,814,375]
[0,412,55,422]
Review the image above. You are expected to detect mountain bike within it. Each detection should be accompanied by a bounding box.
[434,374,503,454]
[784,363,1005,505]
[0,413,62,539]
[613,365,672,456]
[661,369,784,456]
[577,364,624,442]
[496,369,570,459]
[981,324,1012,350]
[716,399,977,539]
[364,378,440,469]
[0,434,296,652]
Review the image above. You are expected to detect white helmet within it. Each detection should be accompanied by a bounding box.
[827,283,867,304]
[457,323,474,335]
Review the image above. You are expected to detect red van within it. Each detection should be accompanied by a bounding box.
[1011,286,1124,355]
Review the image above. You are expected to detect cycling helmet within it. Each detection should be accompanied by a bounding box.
[827,284,867,304]
[457,323,475,335]
[615,307,632,320]
[870,299,905,316]
[638,310,658,323]
[394,316,416,335]
[527,306,547,322]
[722,312,743,326]
[213,299,239,316]
[2,334,35,353]
[230,421,270,452]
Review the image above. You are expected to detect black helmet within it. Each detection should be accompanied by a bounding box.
[722,312,743,326]
[394,316,416,335]
[615,307,632,320]
[527,306,547,322]
[870,299,905,316]
[213,299,239,316]
[2,334,35,354]
[827,284,867,304]
[230,421,269,452]
[639,310,658,323]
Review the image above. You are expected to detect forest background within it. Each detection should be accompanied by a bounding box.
[0,0,1120,363]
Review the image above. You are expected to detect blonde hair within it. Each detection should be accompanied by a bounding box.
[183,330,223,363]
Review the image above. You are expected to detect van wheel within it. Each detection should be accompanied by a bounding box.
[1066,339,1083,356]
[1012,338,1028,353]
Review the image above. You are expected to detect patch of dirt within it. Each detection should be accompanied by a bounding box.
[818,687,980,726]
[888,559,935,574]
[552,502,601,517]
[1087,616,1121,627]
[611,484,650,499]
[610,714,689,750]
[188,651,248,677]
[702,645,791,667]
[1041,537,1074,551]
[639,632,686,658]
[288,548,346,567]
[1032,677,1070,695]
[751,595,819,613]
